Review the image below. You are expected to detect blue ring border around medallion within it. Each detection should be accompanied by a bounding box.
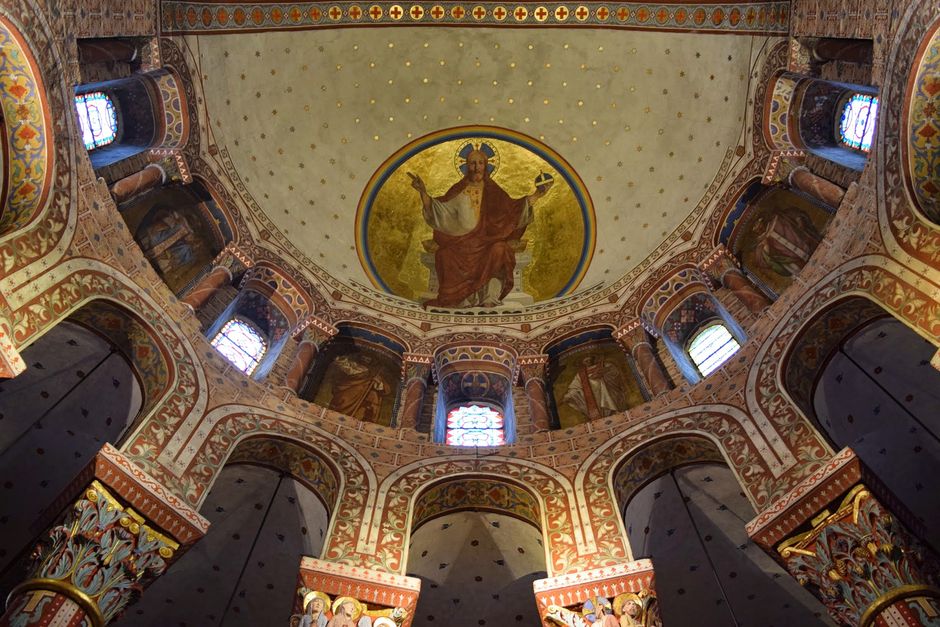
[355,125,596,302]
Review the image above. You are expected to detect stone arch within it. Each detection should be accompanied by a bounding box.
[6,261,211,493]
[356,456,602,576]
[0,11,53,236]
[902,15,940,226]
[744,255,940,507]
[409,474,544,533]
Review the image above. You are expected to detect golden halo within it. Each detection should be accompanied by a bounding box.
[613,592,642,617]
[454,139,500,177]
[373,618,397,627]
[332,596,364,619]
[303,590,332,613]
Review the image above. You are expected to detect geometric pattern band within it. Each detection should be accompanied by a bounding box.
[162,1,790,34]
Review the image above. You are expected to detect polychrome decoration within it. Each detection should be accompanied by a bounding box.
[838,94,878,152]
[445,404,505,446]
[356,126,595,308]
[211,318,267,375]
[291,588,407,627]
[75,91,118,150]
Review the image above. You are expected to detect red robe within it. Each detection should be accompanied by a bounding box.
[424,176,529,308]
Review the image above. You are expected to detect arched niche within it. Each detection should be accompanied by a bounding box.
[783,296,940,549]
[300,326,404,427]
[660,290,745,383]
[545,328,645,429]
[764,71,878,172]
[74,68,188,169]
[406,477,546,626]
[0,14,52,236]
[121,180,231,296]
[614,436,833,626]
[207,282,293,380]
[723,181,836,299]
[113,437,335,627]
[0,317,144,582]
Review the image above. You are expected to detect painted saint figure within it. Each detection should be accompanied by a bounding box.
[408,142,553,308]
[136,208,197,276]
[750,206,823,278]
[300,594,329,627]
[328,354,389,423]
[562,355,627,420]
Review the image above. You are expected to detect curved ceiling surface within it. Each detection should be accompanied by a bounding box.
[192,27,767,306]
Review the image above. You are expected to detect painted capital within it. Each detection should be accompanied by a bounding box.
[534,559,661,627]
[291,557,420,627]
[748,448,940,627]
[0,445,207,627]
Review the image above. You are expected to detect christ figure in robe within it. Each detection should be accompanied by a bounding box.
[408,145,552,308]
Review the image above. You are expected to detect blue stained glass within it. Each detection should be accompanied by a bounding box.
[211,319,267,375]
[75,91,118,150]
[838,94,878,152]
[446,404,505,447]
[688,324,740,378]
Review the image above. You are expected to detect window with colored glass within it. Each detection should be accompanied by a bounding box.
[75,91,118,150]
[838,94,878,152]
[688,323,740,378]
[210,318,267,376]
[445,404,505,447]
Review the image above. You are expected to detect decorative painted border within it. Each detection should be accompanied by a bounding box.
[162,1,789,34]
[355,125,596,303]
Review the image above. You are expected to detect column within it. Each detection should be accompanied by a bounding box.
[110,164,165,204]
[615,321,672,397]
[0,444,207,627]
[181,265,231,311]
[283,319,338,394]
[789,166,847,207]
[700,245,773,314]
[291,557,421,627]
[811,38,874,65]
[395,354,433,430]
[77,38,139,64]
[519,355,551,432]
[747,448,940,627]
[534,560,661,627]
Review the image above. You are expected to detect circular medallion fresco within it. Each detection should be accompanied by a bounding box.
[356,126,595,308]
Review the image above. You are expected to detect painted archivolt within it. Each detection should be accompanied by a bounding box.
[411,477,542,530]
[745,257,940,507]
[0,14,50,234]
[903,18,940,225]
[350,459,597,575]
[0,1,74,279]
[162,1,790,34]
[879,0,940,268]
[612,436,725,508]
[227,437,341,511]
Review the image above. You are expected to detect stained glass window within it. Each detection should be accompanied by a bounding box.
[211,319,266,375]
[838,94,878,152]
[688,324,740,378]
[75,91,118,150]
[445,404,505,447]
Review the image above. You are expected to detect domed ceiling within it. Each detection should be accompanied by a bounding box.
[188,26,771,307]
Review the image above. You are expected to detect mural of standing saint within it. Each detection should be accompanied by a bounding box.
[562,355,628,421]
[328,354,390,423]
[408,142,554,308]
[750,206,823,278]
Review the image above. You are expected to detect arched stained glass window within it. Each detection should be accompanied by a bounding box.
[838,94,878,152]
[446,404,505,447]
[688,323,740,378]
[75,91,118,150]
[211,318,267,375]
